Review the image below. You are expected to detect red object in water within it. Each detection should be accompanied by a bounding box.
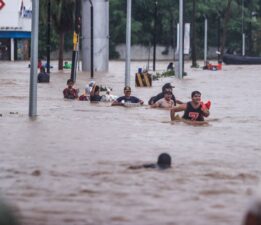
[205,101,211,109]
[38,60,42,69]
[200,101,211,110]
[0,0,5,10]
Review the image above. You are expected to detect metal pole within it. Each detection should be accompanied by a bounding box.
[46,0,51,74]
[90,1,94,78]
[29,0,39,117]
[125,0,132,87]
[71,0,81,82]
[204,16,208,64]
[242,0,245,56]
[152,1,158,71]
[178,0,183,79]
[217,15,221,62]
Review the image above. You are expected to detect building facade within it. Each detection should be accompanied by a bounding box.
[0,0,32,61]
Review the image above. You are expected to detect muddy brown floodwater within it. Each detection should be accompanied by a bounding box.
[0,60,260,225]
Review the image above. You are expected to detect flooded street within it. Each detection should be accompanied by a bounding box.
[0,60,260,225]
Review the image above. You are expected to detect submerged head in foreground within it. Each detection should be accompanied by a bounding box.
[129,153,172,170]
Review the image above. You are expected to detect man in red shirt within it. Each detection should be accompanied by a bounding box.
[63,79,78,99]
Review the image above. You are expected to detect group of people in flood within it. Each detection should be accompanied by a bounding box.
[63,79,211,122]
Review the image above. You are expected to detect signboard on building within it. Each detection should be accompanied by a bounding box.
[0,0,32,31]
[0,0,6,10]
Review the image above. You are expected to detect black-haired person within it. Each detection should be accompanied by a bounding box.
[37,66,50,83]
[148,83,183,105]
[63,79,78,99]
[90,84,102,102]
[170,91,210,121]
[112,86,144,106]
[129,153,172,170]
[243,197,261,225]
[151,91,175,109]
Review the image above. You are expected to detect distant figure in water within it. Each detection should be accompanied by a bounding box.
[171,91,210,121]
[243,198,261,225]
[90,84,102,102]
[63,79,78,100]
[167,62,174,71]
[129,153,172,170]
[37,66,50,83]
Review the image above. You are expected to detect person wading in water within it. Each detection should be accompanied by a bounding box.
[170,91,210,122]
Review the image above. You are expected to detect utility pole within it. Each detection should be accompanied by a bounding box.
[204,16,208,65]
[152,1,158,71]
[70,0,81,82]
[125,0,132,87]
[178,0,183,79]
[242,0,245,56]
[29,0,39,117]
[46,0,51,74]
[90,0,94,78]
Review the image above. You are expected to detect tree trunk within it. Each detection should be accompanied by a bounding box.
[220,0,233,59]
[191,0,197,67]
[58,31,65,70]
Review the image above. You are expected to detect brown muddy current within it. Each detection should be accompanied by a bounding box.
[0,61,260,225]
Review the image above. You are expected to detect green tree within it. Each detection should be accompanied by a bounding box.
[52,0,74,70]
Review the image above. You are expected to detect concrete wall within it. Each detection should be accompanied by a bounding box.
[115,44,220,61]
[50,45,220,61]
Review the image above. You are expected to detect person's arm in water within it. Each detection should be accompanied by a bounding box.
[90,84,96,97]
[111,101,124,106]
[139,99,144,105]
[176,99,184,104]
[112,96,124,106]
[151,101,160,108]
[170,104,187,121]
[128,164,156,169]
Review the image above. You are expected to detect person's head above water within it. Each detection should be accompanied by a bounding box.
[162,83,175,93]
[124,86,131,97]
[67,79,74,88]
[243,197,261,225]
[157,153,171,169]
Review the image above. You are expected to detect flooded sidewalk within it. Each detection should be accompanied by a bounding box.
[0,60,261,225]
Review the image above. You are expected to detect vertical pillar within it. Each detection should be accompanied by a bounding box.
[204,17,208,64]
[178,0,184,79]
[152,1,158,71]
[29,0,39,117]
[10,38,14,61]
[46,0,51,73]
[82,0,109,72]
[125,0,132,87]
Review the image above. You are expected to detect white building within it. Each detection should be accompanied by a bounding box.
[0,0,32,60]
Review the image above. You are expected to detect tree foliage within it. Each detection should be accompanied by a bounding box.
[38,0,261,61]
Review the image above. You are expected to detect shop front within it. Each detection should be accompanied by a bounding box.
[0,0,32,61]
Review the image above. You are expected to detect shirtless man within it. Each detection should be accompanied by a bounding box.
[151,91,174,109]
[170,91,210,121]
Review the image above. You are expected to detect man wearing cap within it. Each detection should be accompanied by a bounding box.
[112,86,144,106]
[170,91,210,121]
[148,83,183,106]
[151,91,175,109]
